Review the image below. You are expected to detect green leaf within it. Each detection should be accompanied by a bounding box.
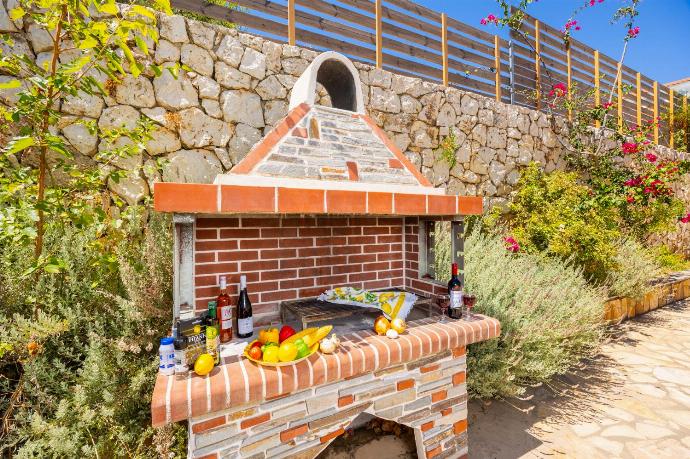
[9,6,25,20]
[132,5,156,20]
[5,136,35,154]
[0,79,20,90]
[134,35,149,55]
[44,264,61,273]
[100,2,119,15]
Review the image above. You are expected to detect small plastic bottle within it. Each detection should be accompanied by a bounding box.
[159,337,175,376]
[174,336,189,379]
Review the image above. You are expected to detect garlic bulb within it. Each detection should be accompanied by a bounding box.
[329,333,340,346]
[320,335,337,354]
[386,329,399,339]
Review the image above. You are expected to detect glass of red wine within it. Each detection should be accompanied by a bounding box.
[463,294,477,319]
[438,295,450,322]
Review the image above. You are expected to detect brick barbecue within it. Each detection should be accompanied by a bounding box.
[152,52,500,459]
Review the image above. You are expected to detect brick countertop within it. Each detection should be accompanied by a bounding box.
[151,315,500,427]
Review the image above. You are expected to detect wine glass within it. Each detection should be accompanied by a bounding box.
[438,295,449,323]
[463,294,477,319]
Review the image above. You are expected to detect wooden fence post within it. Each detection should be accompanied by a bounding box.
[653,81,659,143]
[441,13,448,86]
[636,72,642,126]
[683,96,690,152]
[375,0,383,69]
[287,0,295,46]
[669,89,675,149]
[594,50,600,127]
[566,46,572,121]
[494,35,501,101]
[617,63,623,130]
[534,19,541,110]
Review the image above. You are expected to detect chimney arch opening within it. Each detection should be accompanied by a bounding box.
[289,51,365,113]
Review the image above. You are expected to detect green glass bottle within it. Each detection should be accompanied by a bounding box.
[206,300,220,365]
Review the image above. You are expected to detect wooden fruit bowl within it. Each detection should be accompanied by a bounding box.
[243,340,319,367]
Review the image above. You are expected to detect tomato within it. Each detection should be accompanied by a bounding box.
[248,345,262,361]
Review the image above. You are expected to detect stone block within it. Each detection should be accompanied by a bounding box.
[373,389,416,410]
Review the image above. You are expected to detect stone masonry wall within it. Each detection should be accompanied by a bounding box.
[1,7,688,251]
[187,345,469,459]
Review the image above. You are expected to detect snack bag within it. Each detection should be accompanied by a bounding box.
[318,287,416,320]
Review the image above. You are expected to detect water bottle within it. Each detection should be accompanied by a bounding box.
[159,337,175,376]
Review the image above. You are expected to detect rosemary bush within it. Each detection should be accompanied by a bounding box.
[607,239,662,298]
[464,229,605,399]
[0,214,186,457]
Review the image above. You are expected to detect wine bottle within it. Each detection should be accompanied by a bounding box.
[447,262,463,318]
[206,301,220,365]
[236,275,253,339]
[217,276,233,343]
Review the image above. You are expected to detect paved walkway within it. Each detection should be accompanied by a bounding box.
[470,298,690,458]
[321,299,690,458]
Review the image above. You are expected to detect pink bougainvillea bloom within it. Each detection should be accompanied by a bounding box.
[623,142,640,155]
[602,102,613,109]
[680,213,690,224]
[645,152,658,163]
[624,176,642,187]
[627,26,640,38]
[622,142,639,154]
[548,82,567,97]
[481,14,499,26]
[504,237,520,253]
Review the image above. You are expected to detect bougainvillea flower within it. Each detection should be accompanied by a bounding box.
[480,14,499,25]
[504,236,520,253]
[627,26,640,38]
[626,195,635,204]
[602,102,613,109]
[548,82,568,97]
[681,213,690,224]
[622,142,639,154]
[624,177,642,187]
[645,152,658,163]
[589,0,604,5]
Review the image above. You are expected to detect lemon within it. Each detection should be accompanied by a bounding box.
[263,346,279,363]
[278,342,298,362]
[194,353,214,376]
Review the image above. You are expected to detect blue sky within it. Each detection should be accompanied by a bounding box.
[415,0,690,84]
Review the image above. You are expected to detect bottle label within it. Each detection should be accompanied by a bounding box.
[450,290,463,309]
[238,317,253,335]
[221,319,233,330]
[220,306,232,321]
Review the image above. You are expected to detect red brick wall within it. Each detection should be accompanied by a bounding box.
[193,216,406,325]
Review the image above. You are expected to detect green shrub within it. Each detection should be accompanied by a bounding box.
[0,215,186,457]
[653,245,690,273]
[606,239,662,298]
[464,229,606,399]
[500,163,622,284]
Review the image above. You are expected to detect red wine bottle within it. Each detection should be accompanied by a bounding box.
[447,263,463,317]
[236,275,253,339]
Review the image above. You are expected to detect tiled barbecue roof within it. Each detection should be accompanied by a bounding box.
[153,52,484,217]
[230,104,428,187]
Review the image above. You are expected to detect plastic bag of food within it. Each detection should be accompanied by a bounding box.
[318,287,416,320]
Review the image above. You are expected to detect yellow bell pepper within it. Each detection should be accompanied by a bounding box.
[258,327,279,345]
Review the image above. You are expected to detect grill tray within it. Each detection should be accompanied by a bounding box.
[280,288,436,331]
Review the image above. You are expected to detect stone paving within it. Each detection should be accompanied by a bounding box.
[470,298,690,458]
[321,299,690,458]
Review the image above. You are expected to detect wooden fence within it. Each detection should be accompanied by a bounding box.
[171,0,688,149]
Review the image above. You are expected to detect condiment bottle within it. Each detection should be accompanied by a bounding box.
[158,337,175,376]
